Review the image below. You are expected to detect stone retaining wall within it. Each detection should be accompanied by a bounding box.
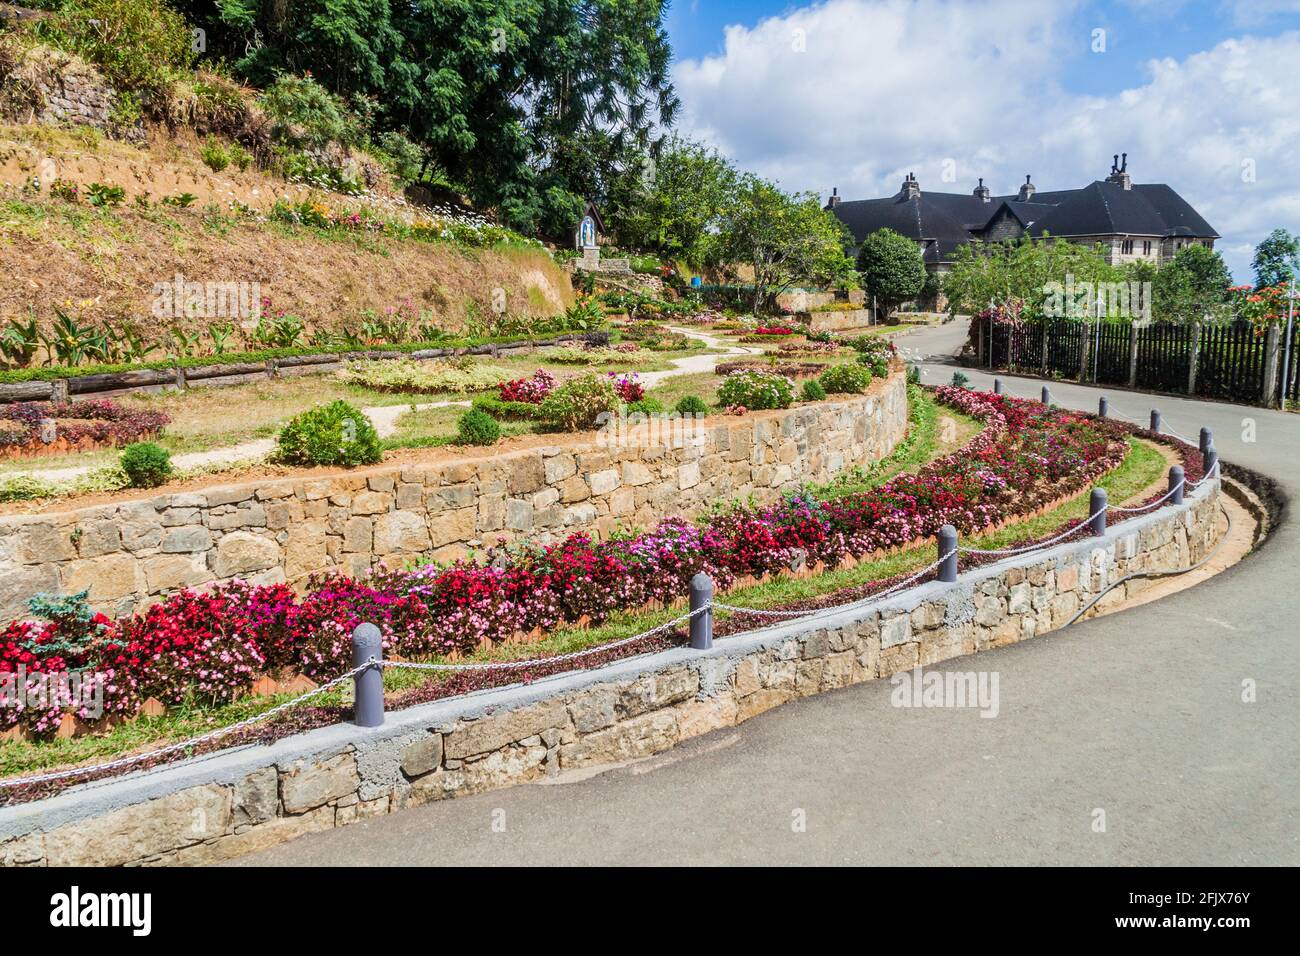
[0,476,1222,866]
[0,368,908,620]
[802,308,875,333]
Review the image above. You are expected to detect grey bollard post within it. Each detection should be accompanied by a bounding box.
[937,525,958,583]
[1041,385,1052,405]
[1098,396,1109,418]
[351,622,385,728]
[993,378,1003,395]
[1167,465,1184,506]
[1150,408,1162,433]
[1089,487,1108,535]
[689,572,714,650]
[1203,442,1218,482]
[1199,426,1212,457]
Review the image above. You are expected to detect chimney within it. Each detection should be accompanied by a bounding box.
[901,172,921,200]
[828,186,841,209]
[1017,174,1035,201]
[1106,152,1132,190]
[973,177,990,202]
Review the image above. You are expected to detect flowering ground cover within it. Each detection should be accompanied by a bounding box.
[0,386,1134,747]
[0,400,168,458]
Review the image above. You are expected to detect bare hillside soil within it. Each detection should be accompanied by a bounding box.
[0,124,574,330]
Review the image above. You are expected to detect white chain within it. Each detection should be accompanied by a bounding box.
[1107,404,1199,446]
[1190,457,1222,486]
[958,505,1104,556]
[1,661,375,789]
[1105,475,1185,513]
[382,606,706,674]
[713,549,953,618]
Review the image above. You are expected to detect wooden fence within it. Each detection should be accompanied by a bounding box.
[974,316,1299,408]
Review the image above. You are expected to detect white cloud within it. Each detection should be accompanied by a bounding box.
[673,0,1300,280]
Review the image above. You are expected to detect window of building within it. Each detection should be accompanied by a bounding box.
[1142,240,1152,255]
[1121,239,1134,254]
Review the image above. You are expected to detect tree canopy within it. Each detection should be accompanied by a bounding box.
[1252,228,1300,289]
[614,136,737,264]
[705,177,855,310]
[855,228,927,315]
[180,0,678,237]
[1152,244,1233,323]
[941,236,1125,320]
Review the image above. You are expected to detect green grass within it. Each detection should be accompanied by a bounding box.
[818,384,979,497]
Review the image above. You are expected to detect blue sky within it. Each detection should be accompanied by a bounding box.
[664,1,1300,280]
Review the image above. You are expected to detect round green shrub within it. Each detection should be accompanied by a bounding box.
[800,379,827,402]
[538,374,620,431]
[716,370,794,410]
[274,400,381,467]
[120,441,173,488]
[626,397,665,415]
[674,394,710,415]
[818,363,873,394]
[856,352,890,377]
[456,407,501,446]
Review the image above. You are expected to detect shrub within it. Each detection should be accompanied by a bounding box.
[120,442,172,488]
[716,369,794,411]
[455,408,501,446]
[227,141,254,172]
[950,371,971,389]
[259,75,362,151]
[85,182,125,207]
[800,379,828,402]
[856,352,890,377]
[472,395,540,421]
[346,359,511,394]
[201,137,231,172]
[818,363,873,394]
[49,179,79,202]
[626,398,665,415]
[538,374,620,431]
[674,395,710,415]
[274,401,381,467]
[38,0,194,97]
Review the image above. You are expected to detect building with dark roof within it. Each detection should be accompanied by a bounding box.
[826,154,1218,274]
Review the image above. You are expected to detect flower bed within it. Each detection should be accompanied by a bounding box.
[498,369,557,404]
[715,360,826,379]
[0,400,168,459]
[0,387,1136,740]
[344,359,513,394]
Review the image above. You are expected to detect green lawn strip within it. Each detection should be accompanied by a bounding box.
[644,370,722,409]
[817,385,980,498]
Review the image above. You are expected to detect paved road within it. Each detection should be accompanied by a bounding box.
[237,321,1297,865]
